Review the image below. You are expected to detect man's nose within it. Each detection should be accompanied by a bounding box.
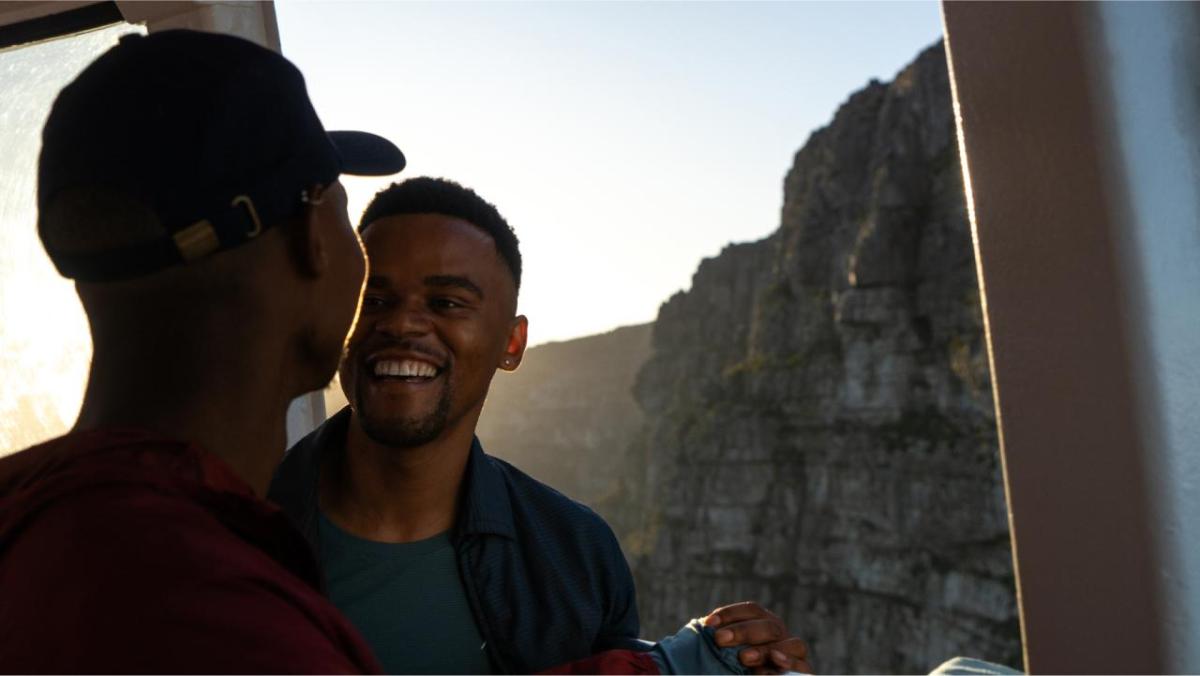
[373,298,433,337]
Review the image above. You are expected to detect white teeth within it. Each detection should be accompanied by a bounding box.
[374,359,438,378]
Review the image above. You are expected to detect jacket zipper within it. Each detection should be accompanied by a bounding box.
[455,534,510,674]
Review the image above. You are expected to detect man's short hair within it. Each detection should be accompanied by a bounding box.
[360,177,522,291]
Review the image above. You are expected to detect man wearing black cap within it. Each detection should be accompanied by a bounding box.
[0,29,403,672]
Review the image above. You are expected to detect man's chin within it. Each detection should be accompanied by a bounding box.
[357,410,447,449]
[352,375,454,448]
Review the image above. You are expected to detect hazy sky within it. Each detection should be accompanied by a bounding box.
[276,1,943,345]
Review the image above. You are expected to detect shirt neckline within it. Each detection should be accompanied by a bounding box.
[317,510,453,556]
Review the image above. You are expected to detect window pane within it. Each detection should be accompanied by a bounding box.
[0,23,145,457]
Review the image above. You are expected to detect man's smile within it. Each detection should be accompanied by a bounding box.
[365,352,447,387]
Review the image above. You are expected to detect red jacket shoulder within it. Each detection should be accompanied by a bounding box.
[0,437,379,674]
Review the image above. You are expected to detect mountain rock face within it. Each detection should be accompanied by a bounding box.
[475,42,1020,673]
[618,43,1020,672]
[478,323,653,507]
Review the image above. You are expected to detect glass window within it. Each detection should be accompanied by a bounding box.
[0,23,145,457]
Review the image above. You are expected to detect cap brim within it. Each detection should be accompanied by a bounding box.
[329,130,406,176]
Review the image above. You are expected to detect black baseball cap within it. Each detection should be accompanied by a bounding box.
[37,29,406,282]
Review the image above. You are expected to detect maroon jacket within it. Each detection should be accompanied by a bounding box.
[0,429,381,674]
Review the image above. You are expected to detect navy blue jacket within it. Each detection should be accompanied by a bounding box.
[267,408,643,673]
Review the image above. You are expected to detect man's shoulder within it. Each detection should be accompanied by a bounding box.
[0,429,179,495]
[482,452,624,550]
[0,429,321,590]
[0,431,206,549]
[0,433,284,576]
[0,488,374,673]
[470,449,641,667]
[6,476,245,570]
[0,432,377,673]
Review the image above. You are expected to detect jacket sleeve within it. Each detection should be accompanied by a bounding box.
[593,525,647,652]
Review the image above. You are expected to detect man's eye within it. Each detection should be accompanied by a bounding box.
[362,296,386,309]
[432,297,463,310]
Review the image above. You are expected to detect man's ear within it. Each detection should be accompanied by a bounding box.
[290,183,329,278]
[498,315,529,372]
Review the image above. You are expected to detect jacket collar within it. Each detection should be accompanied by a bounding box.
[457,436,517,540]
[269,407,516,542]
[267,407,349,544]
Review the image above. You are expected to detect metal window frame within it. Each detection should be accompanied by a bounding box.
[0,2,123,51]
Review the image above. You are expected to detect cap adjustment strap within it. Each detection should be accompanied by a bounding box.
[50,192,269,282]
[170,193,263,261]
[172,219,220,261]
[48,156,333,282]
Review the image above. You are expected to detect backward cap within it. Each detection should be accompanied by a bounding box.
[38,29,404,282]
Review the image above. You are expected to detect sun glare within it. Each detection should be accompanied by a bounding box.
[0,24,142,456]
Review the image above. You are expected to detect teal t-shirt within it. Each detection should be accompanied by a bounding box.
[318,513,492,674]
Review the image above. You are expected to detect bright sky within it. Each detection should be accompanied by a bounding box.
[275,1,944,345]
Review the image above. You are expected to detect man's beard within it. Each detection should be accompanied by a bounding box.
[357,382,454,449]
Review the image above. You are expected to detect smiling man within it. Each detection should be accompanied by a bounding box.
[269,177,811,674]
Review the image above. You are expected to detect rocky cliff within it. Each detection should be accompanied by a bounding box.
[620,43,1019,672]
[476,42,1020,673]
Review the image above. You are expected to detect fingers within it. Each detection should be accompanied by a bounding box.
[769,642,813,674]
[705,601,812,672]
[715,617,785,648]
[770,638,809,661]
[738,639,811,672]
[707,602,785,650]
[704,601,780,629]
[739,647,766,667]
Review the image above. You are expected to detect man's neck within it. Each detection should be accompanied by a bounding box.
[321,410,481,543]
[74,327,297,496]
